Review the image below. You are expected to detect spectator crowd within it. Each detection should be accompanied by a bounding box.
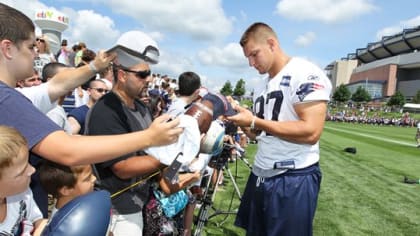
[328,110,419,128]
[0,3,249,236]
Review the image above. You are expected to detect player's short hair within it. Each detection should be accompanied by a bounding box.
[240,22,277,47]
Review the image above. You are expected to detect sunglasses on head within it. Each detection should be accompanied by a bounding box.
[36,38,45,43]
[120,68,151,79]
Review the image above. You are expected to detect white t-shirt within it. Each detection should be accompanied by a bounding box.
[146,97,211,172]
[16,83,57,114]
[166,97,186,118]
[0,189,43,236]
[57,49,69,65]
[252,57,332,173]
[34,53,55,76]
[146,114,201,166]
[47,105,72,134]
[74,89,89,108]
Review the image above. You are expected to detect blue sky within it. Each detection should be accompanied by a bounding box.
[2,0,420,94]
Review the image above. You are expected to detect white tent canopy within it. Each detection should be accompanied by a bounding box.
[403,103,420,113]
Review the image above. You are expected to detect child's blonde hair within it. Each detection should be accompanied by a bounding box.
[0,125,27,180]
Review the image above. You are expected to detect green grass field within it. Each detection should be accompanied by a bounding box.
[197,122,420,235]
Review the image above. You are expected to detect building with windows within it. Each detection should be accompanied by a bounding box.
[326,25,420,102]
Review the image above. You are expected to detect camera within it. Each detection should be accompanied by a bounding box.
[223,120,237,136]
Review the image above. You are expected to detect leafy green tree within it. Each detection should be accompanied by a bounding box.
[351,86,371,102]
[332,84,351,103]
[412,90,420,104]
[240,99,253,109]
[233,79,246,97]
[220,81,233,96]
[387,90,405,106]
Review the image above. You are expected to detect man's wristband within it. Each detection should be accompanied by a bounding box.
[250,116,256,130]
[88,61,98,73]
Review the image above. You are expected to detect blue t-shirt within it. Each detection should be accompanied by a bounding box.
[67,104,89,134]
[0,81,61,217]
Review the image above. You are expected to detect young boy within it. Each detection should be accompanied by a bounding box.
[38,161,96,218]
[0,125,45,235]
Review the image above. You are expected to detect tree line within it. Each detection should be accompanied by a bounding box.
[332,84,420,106]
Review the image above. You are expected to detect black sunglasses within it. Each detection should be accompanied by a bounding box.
[91,88,109,93]
[36,38,45,43]
[121,68,151,79]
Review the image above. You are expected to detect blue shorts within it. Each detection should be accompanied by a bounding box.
[234,163,321,236]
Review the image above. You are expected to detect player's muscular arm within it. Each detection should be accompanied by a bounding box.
[255,101,327,144]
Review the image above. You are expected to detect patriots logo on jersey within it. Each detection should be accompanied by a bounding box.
[307,75,320,81]
[296,82,324,101]
[280,75,291,86]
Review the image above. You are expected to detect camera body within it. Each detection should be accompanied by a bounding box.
[223,120,237,136]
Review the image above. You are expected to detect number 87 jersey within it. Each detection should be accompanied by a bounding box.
[252,57,332,170]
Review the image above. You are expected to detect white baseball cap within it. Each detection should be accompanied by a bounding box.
[107,31,159,67]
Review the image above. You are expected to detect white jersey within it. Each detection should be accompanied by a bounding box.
[146,114,201,166]
[146,97,200,166]
[166,97,187,118]
[253,57,331,173]
[0,189,43,236]
[147,97,212,174]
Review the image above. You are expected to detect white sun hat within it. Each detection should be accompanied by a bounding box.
[107,30,160,67]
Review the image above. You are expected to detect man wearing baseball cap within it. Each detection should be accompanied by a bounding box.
[85,31,183,235]
[0,3,182,223]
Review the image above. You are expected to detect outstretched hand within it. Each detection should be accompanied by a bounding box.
[226,105,254,128]
[148,114,183,146]
[93,50,117,72]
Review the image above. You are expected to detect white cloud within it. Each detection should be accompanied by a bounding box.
[69,10,119,50]
[401,15,420,28]
[1,0,47,18]
[376,15,420,40]
[239,10,247,22]
[246,76,264,93]
[294,31,316,47]
[148,31,165,42]
[197,43,248,68]
[105,0,232,41]
[276,0,377,24]
[375,26,402,40]
[153,50,194,79]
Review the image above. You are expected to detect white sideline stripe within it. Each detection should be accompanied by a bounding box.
[324,126,416,147]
